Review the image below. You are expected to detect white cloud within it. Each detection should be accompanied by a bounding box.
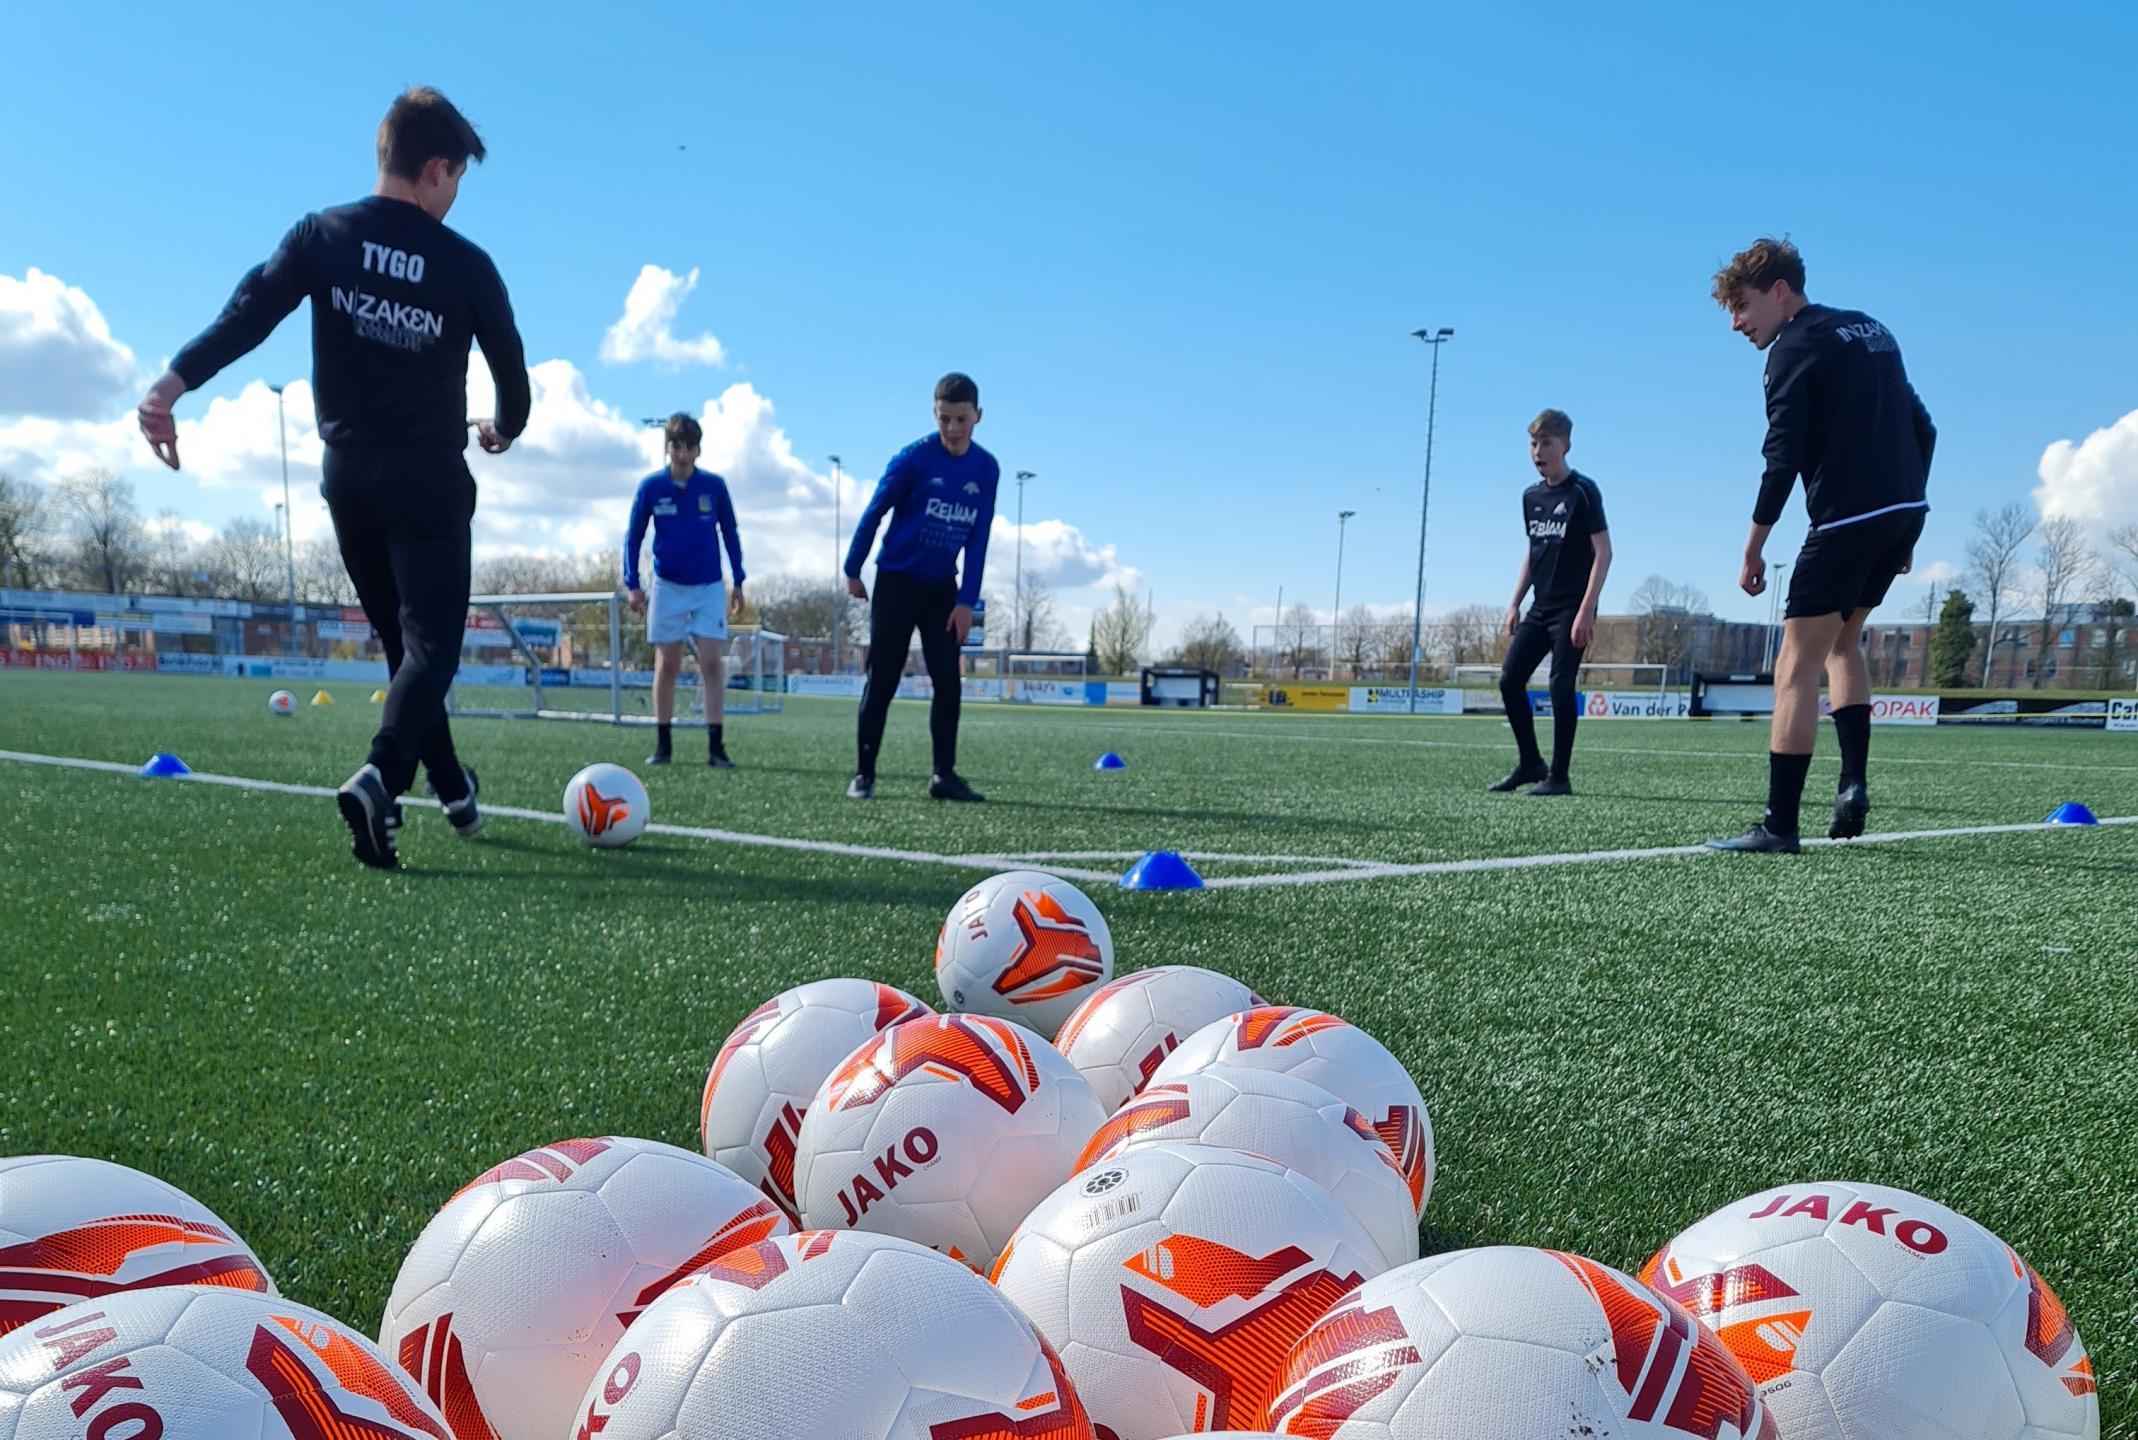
[0,269,140,421]
[598,265,727,369]
[2035,408,2138,530]
[991,516,1140,590]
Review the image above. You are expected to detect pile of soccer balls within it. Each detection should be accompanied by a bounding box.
[0,871,2100,1439]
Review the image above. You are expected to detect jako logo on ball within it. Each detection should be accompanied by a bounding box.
[935,871,1115,1037]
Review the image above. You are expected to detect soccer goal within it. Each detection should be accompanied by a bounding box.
[1452,661,1675,716]
[446,590,786,724]
[1005,651,1091,704]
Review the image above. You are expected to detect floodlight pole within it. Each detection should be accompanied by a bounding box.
[830,455,844,673]
[1762,561,1790,673]
[1405,328,1455,712]
[1333,509,1356,672]
[1014,470,1037,651]
[269,383,296,652]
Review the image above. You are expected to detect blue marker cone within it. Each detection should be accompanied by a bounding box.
[138,752,191,778]
[1094,752,1127,772]
[2045,801,2098,826]
[1121,850,1203,890]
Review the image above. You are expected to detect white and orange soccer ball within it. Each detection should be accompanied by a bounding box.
[792,1014,1106,1272]
[566,1229,1095,1440]
[935,870,1115,1036]
[700,978,935,1224]
[992,1141,1389,1440]
[377,1136,789,1440]
[0,1285,449,1440]
[562,763,648,848]
[267,689,296,717]
[1266,1246,1777,1439]
[1150,1007,1434,1218]
[1054,965,1264,1113]
[1643,1181,2098,1440]
[0,1154,274,1336]
[1075,1065,1419,1270]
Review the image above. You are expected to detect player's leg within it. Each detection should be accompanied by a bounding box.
[322,451,409,867]
[1531,617,1587,795]
[1709,609,1845,852]
[695,621,731,767]
[371,506,473,800]
[649,642,683,762]
[1828,511,1921,838]
[418,715,480,838]
[854,573,920,796]
[916,582,979,801]
[1489,616,1552,791]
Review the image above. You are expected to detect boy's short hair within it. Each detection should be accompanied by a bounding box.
[1712,236,1806,307]
[934,372,980,408]
[376,87,486,182]
[1527,409,1573,443]
[664,412,702,450]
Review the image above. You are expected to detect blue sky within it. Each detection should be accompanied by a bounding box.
[4,1,2134,642]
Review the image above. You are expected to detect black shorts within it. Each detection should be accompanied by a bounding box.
[1786,508,1926,620]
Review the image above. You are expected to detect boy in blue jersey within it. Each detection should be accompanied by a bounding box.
[842,373,997,801]
[624,413,746,766]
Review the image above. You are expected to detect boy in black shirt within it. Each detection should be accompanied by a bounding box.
[1706,237,1935,853]
[137,87,531,869]
[1489,409,1612,796]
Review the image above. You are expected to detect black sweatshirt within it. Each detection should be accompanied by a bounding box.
[1523,471,1609,611]
[171,195,530,454]
[1756,302,1935,531]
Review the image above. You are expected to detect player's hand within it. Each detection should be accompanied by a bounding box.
[948,604,974,645]
[1504,605,1521,636]
[1740,553,1767,597]
[474,419,512,454]
[728,586,746,619]
[1571,607,1595,648]
[627,589,646,615]
[137,371,187,470]
[1899,552,1914,576]
[846,576,868,601]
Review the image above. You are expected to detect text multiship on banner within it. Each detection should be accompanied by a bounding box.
[2110,698,2138,733]
[1350,687,1464,715]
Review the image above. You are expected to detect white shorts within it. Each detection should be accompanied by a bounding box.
[647,579,728,644]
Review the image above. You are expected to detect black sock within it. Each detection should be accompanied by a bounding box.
[1765,751,1813,836]
[655,723,672,755]
[1832,703,1870,789]
[709,722,725,754]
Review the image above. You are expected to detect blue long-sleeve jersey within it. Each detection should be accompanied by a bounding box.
[843,436,999,607]
[624,468,745,591]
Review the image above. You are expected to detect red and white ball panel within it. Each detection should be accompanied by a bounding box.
[1267,1246,1776,1439]
[566,1229,1094,1440]
[992,1141,1389,1440]
[699,978,934,1222]
[935,870,1115,1037]
[1150,1007,1434,1217]
[378,1136,789,1440]
[794,1015,1105,1272]
[1075,1065,1419,1270]
[1053,965,1264,1113]
[0,1154,274,1338]
[0,1285,449,1440]
[1643,1181,2098,1440]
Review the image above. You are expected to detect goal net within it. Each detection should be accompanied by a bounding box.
[1452,661,1676,715]
[1006,651,1091,704]
[445,590,786,724]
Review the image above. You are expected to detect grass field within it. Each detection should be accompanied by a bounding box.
[2,667,2133,1431]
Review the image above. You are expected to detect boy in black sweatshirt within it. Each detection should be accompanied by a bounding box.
[1706,237,1935,854]
[138,87,531,869]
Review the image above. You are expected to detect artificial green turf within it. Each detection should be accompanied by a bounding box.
[2,669,2132,1430]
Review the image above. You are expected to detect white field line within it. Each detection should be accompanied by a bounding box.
[962,714,2138,774]
[5,748,2130,892]
[0,749,1119,884]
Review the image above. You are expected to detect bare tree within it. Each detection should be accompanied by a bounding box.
[1008,571,1068,652]
[139,511,207,596]
[53,470,145,594]
[1090,582,1154,676]
[0,473,47,589]
[1966,502,2035,686]
[1379,607,1423,672]
[1335,604,1381,676]
[201,518,286,602]
[747,572,862,642]
[2029,517,2091,688]
[1627,575,1710,679]
[1172,613,1245,673]
[1439,604,1502,667]
[296,538,358,606]
[1277,602,1324,674]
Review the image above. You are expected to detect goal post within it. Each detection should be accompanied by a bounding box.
[446,590,785,724]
